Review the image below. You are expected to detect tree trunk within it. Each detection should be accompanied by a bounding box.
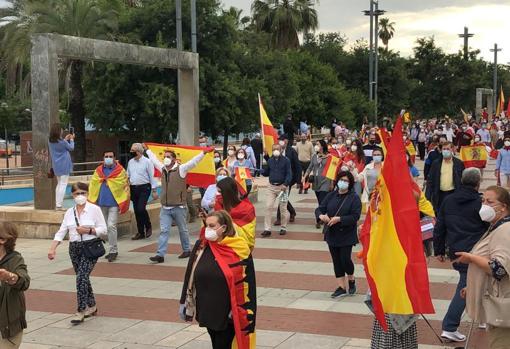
[222,127,230,158]
[68,60,86,163]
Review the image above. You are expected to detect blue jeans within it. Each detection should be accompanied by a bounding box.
[157,207,191,256]
[442,264,467,332]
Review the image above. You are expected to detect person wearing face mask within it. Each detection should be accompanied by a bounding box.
[48,182,107,324]
[0,222,30,349]
[433,168,487,342]
[362,133,382,164]
[127,143,158,240]
[213,151,223,170]
[344,139,366,197]
[87,151,129,262]
[406,151,420,181]
[454,122,474,148]
[424,135,446,181]
[316,171,361,298]
[425,141,465,213]
[305,140,332,228]
[356,148,383,205]
[224,145,237,174]
[241,138,257,169]
[296,134,314,194]
[145,144,214,262]
[476,123,491,145]
[250,133,263,177]
[232,149,255,195]
[180,211,256,349]
[198,135,208,147]
[48,123,75,210]
[261,144,292,237]
[457,186,510,349]
[417,127,428,161]
[201,168,230,212]
[283,113,297,144]
[495,138,510,189]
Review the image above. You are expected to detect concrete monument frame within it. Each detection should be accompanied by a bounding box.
[30,33,199,210]
[476,88,493,119]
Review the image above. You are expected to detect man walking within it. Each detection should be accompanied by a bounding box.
[433,168,487,343]
[127,143,158,240]
[88,151,130,262]
[425,141,465,213]
[262,143,292,237]
[251,133,263,176]
[283,114,297,144]
[145,144,213,262]
[296,133,313,194]
[275,134,301,225]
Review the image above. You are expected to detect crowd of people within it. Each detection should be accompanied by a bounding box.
[2,114,510,349]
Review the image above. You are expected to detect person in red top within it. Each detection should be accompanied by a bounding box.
[344,139,366,196]
[454,122,473,149]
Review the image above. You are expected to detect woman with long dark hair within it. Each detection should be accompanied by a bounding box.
[344,139,366,197]
[48,123,75,210]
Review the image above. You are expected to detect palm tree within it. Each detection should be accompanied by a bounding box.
[251,0,319,49]
[378,17,395,51]
[1,0,119,162]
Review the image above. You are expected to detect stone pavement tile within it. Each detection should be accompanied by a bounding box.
[19,344,53,349]
[256,329,294,347]
[104,344,170,349]
[154,330,203,347]
[26,311,51,322]
[287,298,333,311]
[326,301,372,315]
[183,325,207,333]
[276,333,348,349]
[257,295,297,308]
[264,288,310,299]
[42,313,73,321]
[23,326,108,347]
[176,339,212,349]
[343,338,371,347]
[49,316,141,333]
[106,320,189,345]
[25,317,68,334]
[87,341,123,349]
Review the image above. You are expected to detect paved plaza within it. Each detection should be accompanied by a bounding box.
[16,159,495,349]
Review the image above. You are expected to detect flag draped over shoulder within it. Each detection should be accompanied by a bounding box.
[321,154,342,180]
[235,167,253,195]
[460,145,488,168]
[259,94,278,153]
[214,198,256,250]
[145,143,215,188]
[360,117,434,331]
[209,236,257,349]
[88,162,130,214]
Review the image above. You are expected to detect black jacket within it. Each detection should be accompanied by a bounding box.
[425,157,465,210]
[433,186,488,267]
[283,119,296,140]
[250,138,262,158]
[262,155,292,186]
[283,146,302,186]
[315,190,362,247]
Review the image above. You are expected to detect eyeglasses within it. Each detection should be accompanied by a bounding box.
[74,191,87,195]
[104,155,114,158]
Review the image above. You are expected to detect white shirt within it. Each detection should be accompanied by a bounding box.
[127,155,158,189]
[53,202,107,242]
[201,184,218,211]
[444,129,455,142]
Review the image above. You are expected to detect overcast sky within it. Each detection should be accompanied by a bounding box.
[221,0,510,64]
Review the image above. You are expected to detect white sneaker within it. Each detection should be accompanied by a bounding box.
[478,323,487,329]
[70,311,85,324]
[441,330,466,342]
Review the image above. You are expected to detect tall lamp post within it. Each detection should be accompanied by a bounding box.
[0,102,9,175]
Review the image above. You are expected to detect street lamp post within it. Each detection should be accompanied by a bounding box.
[191,0,197,53]
[176,0,183,51]
[0,102,9,175]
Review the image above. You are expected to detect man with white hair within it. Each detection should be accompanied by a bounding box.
[127,143,158,240]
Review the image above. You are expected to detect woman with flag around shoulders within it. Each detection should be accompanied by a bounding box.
[179,210,257,349]
[232,148,255,196]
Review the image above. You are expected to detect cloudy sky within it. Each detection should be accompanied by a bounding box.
[221,0,510,63]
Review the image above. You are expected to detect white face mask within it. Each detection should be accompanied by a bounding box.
[314,145,321,153]
[74,195,87,206]
[205,227,223,241]
[273,150,281,157]
[278,140,285,147]
[228,150,235,156]
[214,157,221,163]
[479,204,496,222]
[505,141,510,147]
[237,153,245,160]
[163,157,173,167]
[346,140,352,146]
[351,145,358,152]
[332,144,338,149]
[199,142,207,147]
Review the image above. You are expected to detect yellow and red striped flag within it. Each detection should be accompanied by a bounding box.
[145,143,215,188]
[360,117,434,331]
[496,86,505,116]
[259,94,278,153]
[235,167,253,195]
[460,144,488,168]
[376,128,390,156]
[321,154,342,181]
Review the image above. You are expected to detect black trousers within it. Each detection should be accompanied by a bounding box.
[435,189,455,214]
[315,191,329,222]
[418,142,426,160]
[130,184,152,236]
[207,323,235,349]
[276,186,296,220]
[329,245,354,278]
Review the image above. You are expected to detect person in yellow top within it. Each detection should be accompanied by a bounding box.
[425,142,465,213]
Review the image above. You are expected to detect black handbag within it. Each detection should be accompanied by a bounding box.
[322,196,347,235]
[73,208,106,259]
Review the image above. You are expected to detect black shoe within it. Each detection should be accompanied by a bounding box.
[131,234,143,240]
[178,251,191,259]
[107,253,118,263]
[261,230,271,237]
[149,255,164,263]
[331,287,347,299]
[145,227,153,239]
[299,189,303,194]
[273,220,281,226]
[104,253,110,260]
[289,215,296,223]
[315,222,321,229]
[279,229,287,236]
[348,280,356,295]
[304,190,308,194]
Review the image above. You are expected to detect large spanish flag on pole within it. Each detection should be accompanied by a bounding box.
[360,117,434,331]
[145,143,215,188]
[496,86,505,117]
[259,94,278,153]
[460,144,488,168]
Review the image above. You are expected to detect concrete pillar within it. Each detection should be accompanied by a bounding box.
[178,68,200,145]
[31,35,60,210]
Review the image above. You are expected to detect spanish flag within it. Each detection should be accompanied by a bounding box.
[259,94,278,153]
[460,144,488,168]
[405,140,416,163]
[360,117,434,331]
[145,143,215,188]
[235,166,253,195]
[377,128,390,156]
[321,154,342,181]
[88,162,131,214]
[496,86,505,117]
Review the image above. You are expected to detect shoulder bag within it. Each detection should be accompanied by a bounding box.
[322,195,348,235]
[73,208,106,259]
[482,276,510,328]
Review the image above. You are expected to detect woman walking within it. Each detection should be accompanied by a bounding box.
[457,186,510,349]
[495,137,510,189]
[180,210,257,349]
[201,167,230,212]
[305,140,332,229]
[316,171,362,298]
[0,222,30,349]
[48,182,107,324]
[232,148,255,195]
[48,123,75,210]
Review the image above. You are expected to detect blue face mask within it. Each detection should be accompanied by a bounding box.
[442,150,452,159]
[373,155,383,163]
[217,175,227,182]
[104,157,114,166]
[337,180,349,191]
